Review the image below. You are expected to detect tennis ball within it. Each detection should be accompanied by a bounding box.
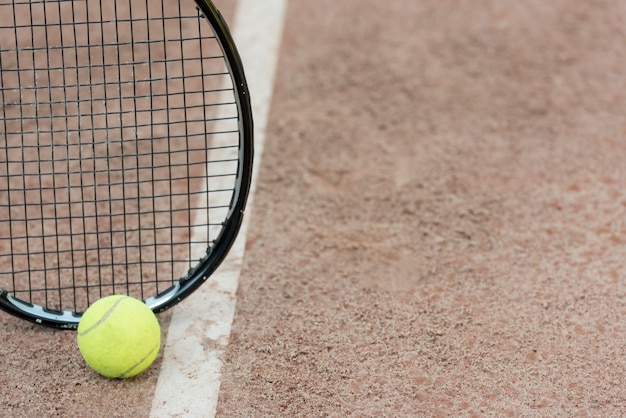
[76,295,161,379]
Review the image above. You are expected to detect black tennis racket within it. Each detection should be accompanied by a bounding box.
[0,0,253,328]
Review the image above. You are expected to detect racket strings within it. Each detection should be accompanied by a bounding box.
[0,0,240,313]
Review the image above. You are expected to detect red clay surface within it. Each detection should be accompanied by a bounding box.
[217,0,626,416]
[2,0,626,417]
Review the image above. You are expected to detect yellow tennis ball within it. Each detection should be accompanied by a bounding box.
[77,295,161,379]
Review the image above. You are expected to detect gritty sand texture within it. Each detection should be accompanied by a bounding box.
[2,0,626,417]
[217,0,626,416]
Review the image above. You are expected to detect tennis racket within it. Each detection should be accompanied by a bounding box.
[0,0,253,328]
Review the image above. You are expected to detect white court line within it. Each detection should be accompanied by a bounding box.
[149,1,288,417]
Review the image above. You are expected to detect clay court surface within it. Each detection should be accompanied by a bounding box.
[2,0,626,416]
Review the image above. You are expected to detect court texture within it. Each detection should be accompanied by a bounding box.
[2,0,626,416]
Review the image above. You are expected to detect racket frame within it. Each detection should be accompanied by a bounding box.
[0,0,253,329]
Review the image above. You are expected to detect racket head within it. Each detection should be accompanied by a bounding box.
[0,0,253,328]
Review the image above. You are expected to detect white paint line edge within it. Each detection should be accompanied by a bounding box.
[149,0,288,417]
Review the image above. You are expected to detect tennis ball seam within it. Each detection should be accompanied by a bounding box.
[116,342,160,379]
[77,295,161,378]
[77,295,129,337]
